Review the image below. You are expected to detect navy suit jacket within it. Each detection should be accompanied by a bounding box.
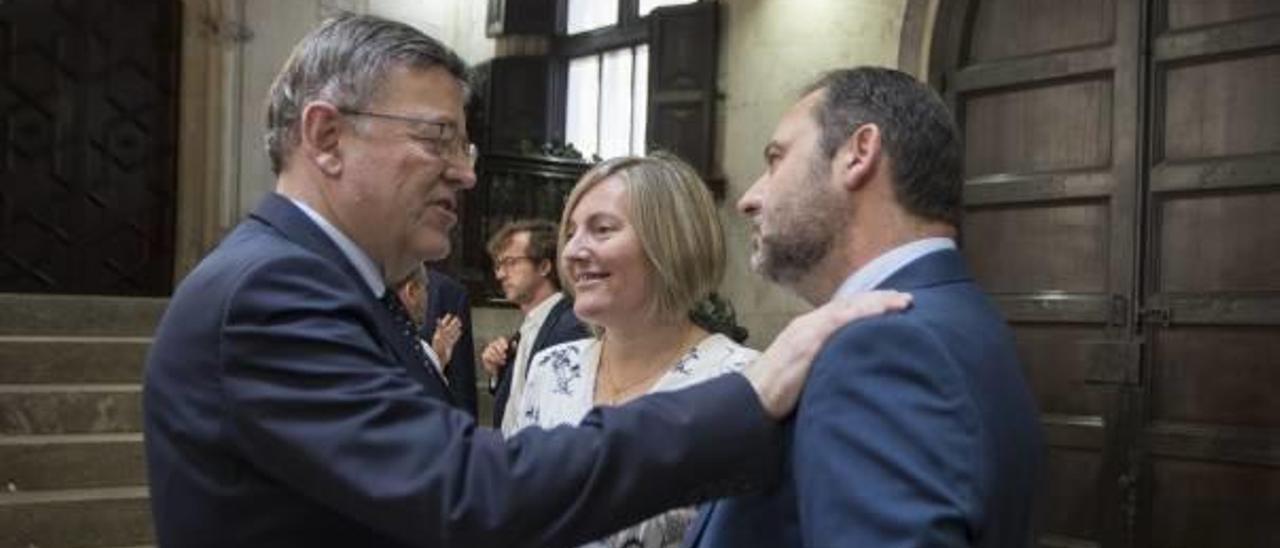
[492,296,590,427]
[685,249,1043,548]
[421,269,479,416]
[143,193,781,548]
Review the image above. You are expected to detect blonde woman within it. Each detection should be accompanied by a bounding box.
[513,154,755,547]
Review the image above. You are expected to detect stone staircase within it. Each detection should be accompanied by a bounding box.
[1,294,165,548]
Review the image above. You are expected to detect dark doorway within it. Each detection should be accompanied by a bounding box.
[932,1,1280,546]
[0,0,179,296]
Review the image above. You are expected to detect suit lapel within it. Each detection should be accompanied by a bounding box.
[529,297,573,354]
[250,193,455,403]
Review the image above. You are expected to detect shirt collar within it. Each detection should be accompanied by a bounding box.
[285,196,386,297]
[522,292,565,333]
[833,237,956,299]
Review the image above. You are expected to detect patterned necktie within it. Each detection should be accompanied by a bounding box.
[379,291,435,375]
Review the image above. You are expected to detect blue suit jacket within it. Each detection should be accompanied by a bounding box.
[685,249,1043,548]
[143,193,781,547]
[422,269,479,416]
[492,296,590,427]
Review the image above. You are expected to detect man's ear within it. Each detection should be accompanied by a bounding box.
[537,259,553,279]
[834,123,882,192]
[300,101,345,176]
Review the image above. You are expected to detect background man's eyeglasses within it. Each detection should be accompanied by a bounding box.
[339,108,479,167]
[492,256,534,273]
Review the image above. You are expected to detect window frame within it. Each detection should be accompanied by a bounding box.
[549,0,704,154]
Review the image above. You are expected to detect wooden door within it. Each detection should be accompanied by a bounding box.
[932,1,1280,546]
[935,0,1143,545]
[1138,2,1280,546]
[0,0,178,296]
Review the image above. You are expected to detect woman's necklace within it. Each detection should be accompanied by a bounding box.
[596,329,700,406]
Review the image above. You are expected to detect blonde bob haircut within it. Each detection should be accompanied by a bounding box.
[557,153,725,323]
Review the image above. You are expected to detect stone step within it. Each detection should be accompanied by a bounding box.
[0,336,151,384]
[0,487,152,548]
[0,294,167,337]
[0,434,145,492]
[0,384,142,435]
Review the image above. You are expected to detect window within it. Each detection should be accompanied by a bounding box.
[565,0,697,34]
[565,45,648,159]
[566,0,619,34]
[559,0,696,160]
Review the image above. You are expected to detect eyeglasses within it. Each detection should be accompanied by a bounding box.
[493,256,534,273]
[339,108,479,167]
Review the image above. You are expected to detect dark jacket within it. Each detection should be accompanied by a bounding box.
[685,249,1043,548]
[422,269,479,416]
[492,295,590,427]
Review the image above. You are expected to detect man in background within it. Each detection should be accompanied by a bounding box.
[422,267,478,415]
[392,263,464,396]
[480,220,589,432]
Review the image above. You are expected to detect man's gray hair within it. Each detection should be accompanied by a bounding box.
[264,12,470,174]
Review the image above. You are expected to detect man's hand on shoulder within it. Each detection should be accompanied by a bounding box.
[744,290,912,419]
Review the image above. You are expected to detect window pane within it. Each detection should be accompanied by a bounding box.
[638,0,697,17]
[566,55,600,159]
[567,0,618,34]
[632,45,649,155]
[599,48,634,160]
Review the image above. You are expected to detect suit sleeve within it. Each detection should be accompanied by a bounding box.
[792,317,978,548]
[219,254,778,548]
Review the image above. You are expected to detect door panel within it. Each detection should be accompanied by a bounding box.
[1164,0,1280,30]
[1151,327,1280,428]
[1016,325,1111,417]
[966,203,1111,292]
[1162,53,1280,161]
[969,0,1114,62]
[964,79,1114,175]
[1046,447,1105,540]
[1149,458,1280,547]
[1157,191,1280,293]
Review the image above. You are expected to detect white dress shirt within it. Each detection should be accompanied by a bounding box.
[499,291,566,435]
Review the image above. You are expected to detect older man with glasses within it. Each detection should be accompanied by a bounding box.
[142,13,909,548]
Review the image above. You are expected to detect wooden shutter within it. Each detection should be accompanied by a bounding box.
[647,1,718,187]
[484,56,557,154]
[486,0,557,37]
